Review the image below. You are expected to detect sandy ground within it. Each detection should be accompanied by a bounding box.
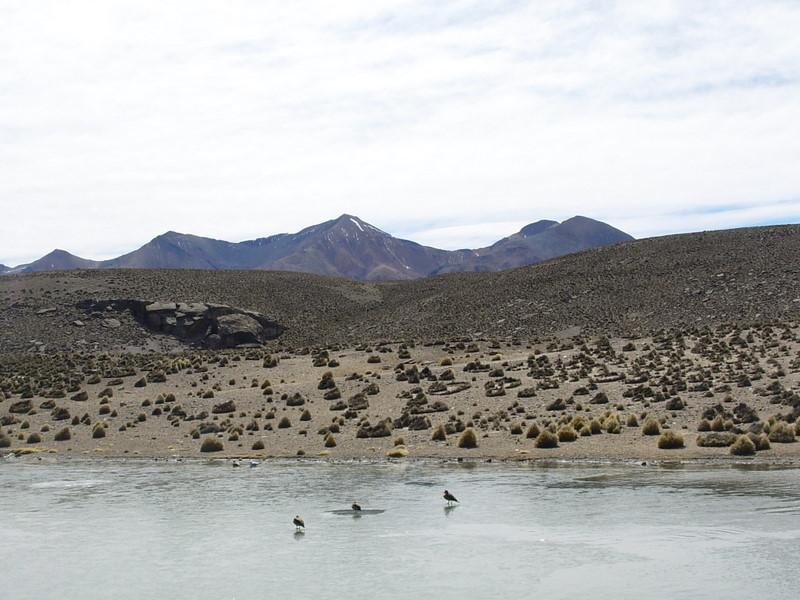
[2,326,800,464]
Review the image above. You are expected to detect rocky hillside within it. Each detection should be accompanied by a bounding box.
[0,224,797,354]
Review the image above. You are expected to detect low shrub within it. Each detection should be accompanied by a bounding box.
[387,445,408,457]
[457,428,478,448]
[696,432,737,447]
[604,414,621,434]
[657,430,684,449]
[54,427,72,442]
[768,421,795,443]
[200,436,224,452]
[641,418,661,436]
[748,432,770,451]
[431,424,447,441]
[535,430,559,448]
[556,426,578,442]
[525,423,540,439]
[729,434,756,456]
[251,439,265,450]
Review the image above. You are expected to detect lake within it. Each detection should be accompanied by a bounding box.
[2,457,799,599]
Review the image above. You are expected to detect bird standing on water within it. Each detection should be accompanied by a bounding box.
[443,490,459,505]
[352,502,362,512]
[293,515,305,531]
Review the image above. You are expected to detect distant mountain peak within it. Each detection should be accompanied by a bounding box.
[2,215,633,279]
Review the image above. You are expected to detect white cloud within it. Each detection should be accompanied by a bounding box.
[1,0,799,266]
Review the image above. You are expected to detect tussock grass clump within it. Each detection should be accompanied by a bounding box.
[278,417,292,429]
[92,424,106,439]
[457,428,478,448]
[641,417,661,436]
[535,430,559,448]
[697,418,711,432]
[387,445,408,457]
[251,439,265,450]
[604,414,621,434]
[748,432,770,451]
[0,433,11,448]
[525,423,540,439]
[589,419,602,434]
[729,434,756,456]
[696,432,737,447]
[26,432,42,444]
[657,430,684,449]
[200,436,224,452]
[556,426,578,442]
[509,422,523,435]
[431,424,447,441]
[324,433,337,447]
[767,421,795,443]
[54,427,72,441]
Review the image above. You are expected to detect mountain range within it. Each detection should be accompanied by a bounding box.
[1,224,797,354]
[1,214,633,280]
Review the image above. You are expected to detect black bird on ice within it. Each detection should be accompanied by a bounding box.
[352,502,362,512]
[293,515,305,531]
[443,490,459,505]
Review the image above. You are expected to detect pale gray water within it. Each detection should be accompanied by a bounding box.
[2,458,799,600]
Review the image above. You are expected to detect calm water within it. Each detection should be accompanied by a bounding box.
[2,457,799,600]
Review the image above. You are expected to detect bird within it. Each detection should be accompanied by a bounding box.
[443,490,459,505]
[352,502,362,512]
[293,515,305,531]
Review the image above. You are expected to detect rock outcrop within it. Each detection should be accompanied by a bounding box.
[76,300,284,349]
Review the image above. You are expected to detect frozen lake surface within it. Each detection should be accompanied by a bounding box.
[2,458,799,599]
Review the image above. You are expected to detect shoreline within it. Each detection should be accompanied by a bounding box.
[6,450,800,470]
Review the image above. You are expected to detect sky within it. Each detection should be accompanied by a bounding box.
[1,0,799,267]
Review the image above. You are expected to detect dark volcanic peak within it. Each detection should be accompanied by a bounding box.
[1,224,797,354]
[3,214,632,279]
[519,220,558,237]
[20,249,101,273]
[104,231,260,270]
[432,215,633,274]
